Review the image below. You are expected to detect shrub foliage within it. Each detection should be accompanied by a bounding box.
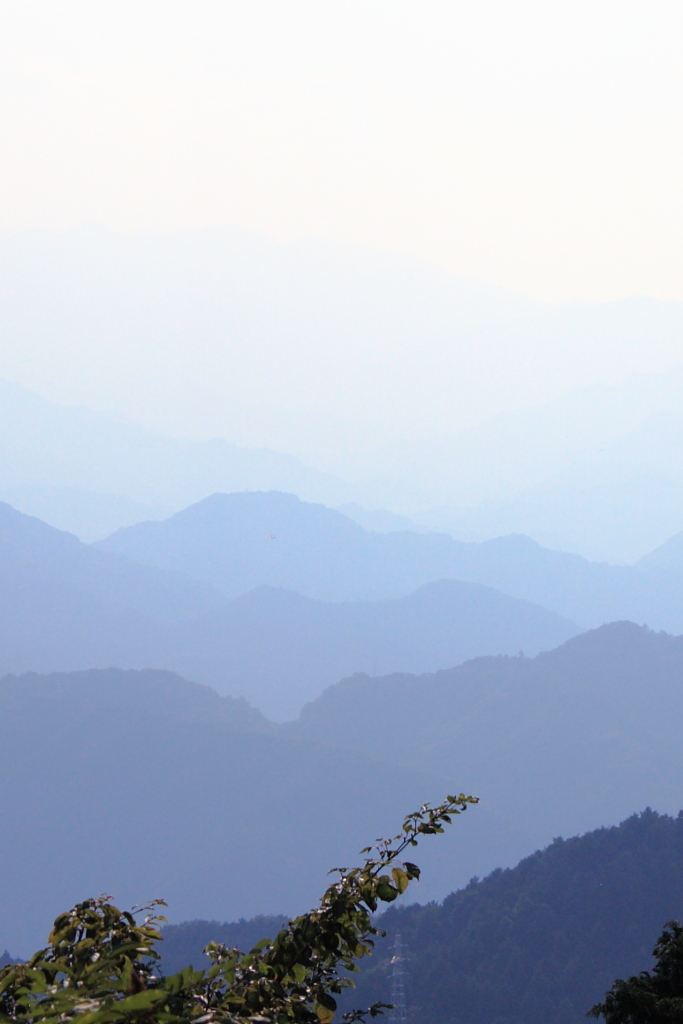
[590,921,683,1024]
[0,795,477,1024]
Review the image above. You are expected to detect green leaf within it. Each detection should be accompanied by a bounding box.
[315,994,337,1023]
[391,868,409,894]
[116,989,167,1011]
[251,937,273,952]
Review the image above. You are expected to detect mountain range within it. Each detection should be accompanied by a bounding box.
[146,580,577,720]
[0,666,449,955]
[4,226,683,560]
[0,500,578,718]
[392,366,683,562]
[3,622,683,958]
[4,361,683,563]
[4,224,683,1023]
[0,378,354,540]
[10,488,683,715]
[97,490,683,633]
[289,621,683,849]
[0,499,221,620]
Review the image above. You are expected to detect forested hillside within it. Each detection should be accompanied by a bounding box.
[341,808,683,1024]
[0,666,461,954]
[111,809,683,1024]
[4,623,683,957]
[290,622,683,847]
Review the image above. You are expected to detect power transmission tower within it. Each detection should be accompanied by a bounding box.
[389,933,408,1024]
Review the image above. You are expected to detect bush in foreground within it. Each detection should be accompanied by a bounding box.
[0,795,477,1024]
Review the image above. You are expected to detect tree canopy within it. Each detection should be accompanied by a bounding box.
[590,921,683,1024]
[0,794,477,1024]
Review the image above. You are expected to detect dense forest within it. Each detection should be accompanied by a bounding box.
[337,808,683,1024]
[147,808,683,1023]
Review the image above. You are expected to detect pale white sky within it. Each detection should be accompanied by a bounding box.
[1,0,683,302]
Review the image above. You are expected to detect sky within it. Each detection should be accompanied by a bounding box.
[2,0,683,303]
[2,0,683,544]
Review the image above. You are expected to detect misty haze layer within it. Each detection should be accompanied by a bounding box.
[97,492,683,635]
[3,229,683,558]
[0,498,578,718]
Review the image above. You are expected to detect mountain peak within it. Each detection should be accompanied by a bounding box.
[638,529,683,570]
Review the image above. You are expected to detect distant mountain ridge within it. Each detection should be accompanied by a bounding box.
[4,225,683,550]
[0,666,272,736]
[0,378,355,539]
[0,666,454,954]
[98,490,683,632]
[0,500,227,680]
[363,365,683,561]
[0,501,223,622]
[147,579,578,720]
[4,622,683,962]
[0,500,576,717]
[638,528,683,569]
[288,622,683,855]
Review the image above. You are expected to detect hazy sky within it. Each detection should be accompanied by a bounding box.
[2,1,683,302]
